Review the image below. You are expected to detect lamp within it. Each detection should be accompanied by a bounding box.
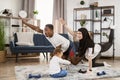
[103,17,112,27]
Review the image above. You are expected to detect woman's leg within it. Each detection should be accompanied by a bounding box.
[100,29,114,52]
[50,70,67,78]
[92,53,104,67]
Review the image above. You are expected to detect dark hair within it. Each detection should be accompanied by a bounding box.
[45,24,54,30]
[53,48,62,55]
[78,28,94,58]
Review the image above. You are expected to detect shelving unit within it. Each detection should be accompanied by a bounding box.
[0,16,40,46]
[73,6,115,59]
[0,16,40,57]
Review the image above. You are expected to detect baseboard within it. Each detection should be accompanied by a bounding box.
[100,56,120,60]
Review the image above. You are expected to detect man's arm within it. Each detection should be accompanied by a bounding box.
[22,19,43,33]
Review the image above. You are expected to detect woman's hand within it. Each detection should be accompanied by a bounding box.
[59,18,66,26]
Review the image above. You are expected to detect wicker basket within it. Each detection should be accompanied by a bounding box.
[0,51,6,62]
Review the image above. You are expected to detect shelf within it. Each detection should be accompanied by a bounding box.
[74,19,101,22]
[101,6,114,9]
[74,6,114,11]
[0,16,38,20]
[93,20,101,22]
[74,7,91,11]
[93,33,101,35]
[102,28,110,30]
[73,5,115,60]
[102,14,114,16]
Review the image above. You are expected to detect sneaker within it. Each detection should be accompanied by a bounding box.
[103,62,111,67]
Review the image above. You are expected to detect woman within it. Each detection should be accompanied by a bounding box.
[59,18,113,71]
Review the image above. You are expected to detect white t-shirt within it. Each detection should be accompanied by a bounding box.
[49,56,71,74]
[46,33,70,52]
[85,44,101,59]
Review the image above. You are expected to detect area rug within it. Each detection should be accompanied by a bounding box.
[15,63,120,80]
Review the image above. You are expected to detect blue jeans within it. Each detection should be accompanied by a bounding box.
[50,70,67,78]
[64,41,76,58]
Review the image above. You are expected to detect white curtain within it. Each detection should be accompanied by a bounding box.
[53,0,65,33]
[22,0,35,18]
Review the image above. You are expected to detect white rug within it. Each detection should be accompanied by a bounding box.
[15,63,120,80]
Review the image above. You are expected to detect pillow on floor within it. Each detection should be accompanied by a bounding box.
[16,32,34,46]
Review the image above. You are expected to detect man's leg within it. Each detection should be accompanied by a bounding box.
[69,41,81,65]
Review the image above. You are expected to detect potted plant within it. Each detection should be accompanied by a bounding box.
[80,0,85,5]
[80,0,85,7]
[80,20,86,27]
[0,20,6,62]
[80,14,87,27]
[33,10,39,19]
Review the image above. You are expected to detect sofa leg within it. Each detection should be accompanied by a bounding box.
[42,53,46,58]
[46,52,48,62]
[16,53,18,63]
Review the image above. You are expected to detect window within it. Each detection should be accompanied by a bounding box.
[35,0,53,29]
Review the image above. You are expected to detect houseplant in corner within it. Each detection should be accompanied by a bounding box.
[0,20,6,62]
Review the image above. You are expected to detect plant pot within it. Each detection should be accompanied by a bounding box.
[0,50,6,62]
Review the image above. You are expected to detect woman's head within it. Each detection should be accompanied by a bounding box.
[53,48,63,57]
[77,28,94,57]
[77,28,91,40]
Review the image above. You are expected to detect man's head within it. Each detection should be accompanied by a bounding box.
[44,24,54,37]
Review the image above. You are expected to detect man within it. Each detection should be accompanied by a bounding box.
[21,19,81,65]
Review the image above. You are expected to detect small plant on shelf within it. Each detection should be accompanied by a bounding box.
[103,32,109,39]
[80,20,86,27]
[33,10,39,15]
[80,14,87,27]
[33,10,39,19]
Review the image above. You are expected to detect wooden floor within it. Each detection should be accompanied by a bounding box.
[0,55,120,80]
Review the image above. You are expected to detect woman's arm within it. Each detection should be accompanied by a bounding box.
[22,19,43,33]
[59,18,75,36]
[86,48,93,71]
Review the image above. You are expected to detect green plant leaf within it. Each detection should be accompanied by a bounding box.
[0,20,5,51]
[80,20,86,26]
[33,10,39,15]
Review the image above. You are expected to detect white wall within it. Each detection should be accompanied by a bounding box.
[0,0,22,16]
[66,0,120,57]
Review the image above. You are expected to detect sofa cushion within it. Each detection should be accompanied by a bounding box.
[16,42,34,46]
[16,32,34,46]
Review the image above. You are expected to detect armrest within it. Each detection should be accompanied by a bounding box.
[10,41,16,53]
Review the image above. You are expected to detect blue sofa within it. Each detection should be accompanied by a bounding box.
[10,33,69,62]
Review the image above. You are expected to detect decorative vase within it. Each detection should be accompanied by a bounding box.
[34,14,37,19]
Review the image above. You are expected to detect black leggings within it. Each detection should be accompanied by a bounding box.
[92,29,114,67]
